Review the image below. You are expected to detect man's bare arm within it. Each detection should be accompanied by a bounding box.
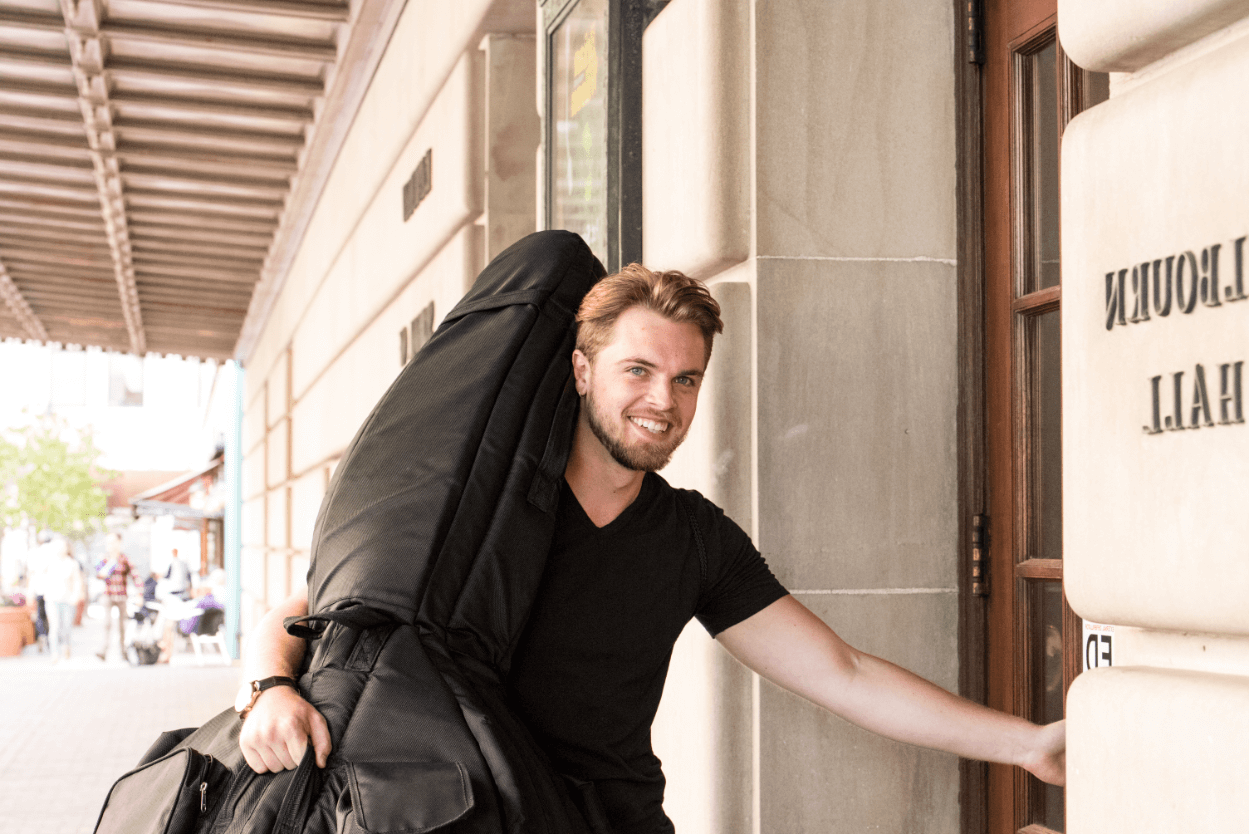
[716,595,1065,785]
[235,586,332,772]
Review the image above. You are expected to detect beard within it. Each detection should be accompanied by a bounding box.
[582,390,687,472]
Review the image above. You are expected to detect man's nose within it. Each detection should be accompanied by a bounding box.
[645,377,674,411]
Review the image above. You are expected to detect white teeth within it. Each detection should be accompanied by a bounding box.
[630,416,669,434]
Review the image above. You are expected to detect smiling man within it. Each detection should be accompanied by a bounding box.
[237,264,1065,834]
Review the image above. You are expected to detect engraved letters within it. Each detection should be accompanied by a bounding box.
[1106,235,1247,331]
[1144,361,1245,435]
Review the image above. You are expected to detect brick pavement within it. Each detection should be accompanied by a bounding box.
[0,605,240,834]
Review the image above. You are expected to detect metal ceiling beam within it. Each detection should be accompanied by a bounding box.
[118,147,299,174]
[0,214,106,233]
[0,77,80,101]
[0,43,71,67]
[125,189,284,210]
[0,259,49,340]
[144,0,350,23]
[107,91,314,122]
[3,260,113,280]
[131,227,270,248]
[0,150,93,171]
[0,6,64,33]
[121,165,292,191]
[61,0,145,355]
[0,127,91,151]
[1,227,110,247]
[127,212,277,233]
[132,235,268,255]
[135,265,261,284]
[106,56,325,96]
[0,103,85,127]
[133,252,263,271]
[113,118,304,150]
[0,196,105,217]
[99,20,338,62]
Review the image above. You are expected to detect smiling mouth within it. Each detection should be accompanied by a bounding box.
[629,416,670,434]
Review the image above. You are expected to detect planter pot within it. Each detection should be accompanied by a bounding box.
[0,607,35,656]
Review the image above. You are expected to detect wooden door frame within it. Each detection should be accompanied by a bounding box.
[954,1,989,833]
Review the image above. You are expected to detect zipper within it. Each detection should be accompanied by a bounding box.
[199,755,213,813]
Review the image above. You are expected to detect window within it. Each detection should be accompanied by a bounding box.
[544,0,662,271]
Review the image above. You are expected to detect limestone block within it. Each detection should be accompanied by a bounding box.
[1062,34,1249,635]
[1059,0,1249,72]
[759,593,959,832]
[266,350,288,426]
[265,545,289,607]
[266,418,289,489]
[755,0,956,260]
[1114,627,1249,678]
[642,0,749,277]
[242,392,266,457]
[756,258,957,591]
[1068,667,1249,833]
[290,50,484,399]
[482,34,538,262]
[242,497,264,549]
[243,447,265,503]
[288,468,324,552]
[266,486,287,550]
[289,227,477,476]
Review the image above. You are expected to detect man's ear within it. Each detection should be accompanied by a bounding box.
[571,349,590,396]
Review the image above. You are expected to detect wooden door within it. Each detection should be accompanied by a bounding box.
[980,0,1107,831]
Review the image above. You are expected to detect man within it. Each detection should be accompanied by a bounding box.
[96,532,135,662]
[238,265,1064,832]
[165,547,192,601]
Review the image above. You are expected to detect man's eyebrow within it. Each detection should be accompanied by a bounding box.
[618,356,704,377]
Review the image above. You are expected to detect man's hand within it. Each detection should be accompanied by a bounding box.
[1021,719,1065,786]
[238,685,331,773]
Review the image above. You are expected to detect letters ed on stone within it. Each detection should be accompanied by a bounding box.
[1099,234,1247,436]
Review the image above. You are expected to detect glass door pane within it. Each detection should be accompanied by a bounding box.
[549,0,609,264]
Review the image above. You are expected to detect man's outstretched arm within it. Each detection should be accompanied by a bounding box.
[234,586,332,773]
[716,595,1065,785]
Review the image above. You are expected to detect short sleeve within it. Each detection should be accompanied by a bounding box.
[689,494,788,637]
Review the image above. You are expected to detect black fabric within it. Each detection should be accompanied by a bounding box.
[507,474,787,831]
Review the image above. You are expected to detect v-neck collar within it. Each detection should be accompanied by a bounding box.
[562,472,656,532]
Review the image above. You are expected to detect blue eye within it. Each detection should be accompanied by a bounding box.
[629,367,645,376]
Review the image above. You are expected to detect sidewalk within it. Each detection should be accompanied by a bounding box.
[0,604,240,834]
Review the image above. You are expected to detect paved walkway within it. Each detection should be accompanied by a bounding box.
[0,604,241,834]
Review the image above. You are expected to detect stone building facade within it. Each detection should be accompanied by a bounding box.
[235,1,1249,831]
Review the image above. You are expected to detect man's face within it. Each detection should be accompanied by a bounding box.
[573,306,707,472]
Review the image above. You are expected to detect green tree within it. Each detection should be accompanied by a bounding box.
[0,415,116,538]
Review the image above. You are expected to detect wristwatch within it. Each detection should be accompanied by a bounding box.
[237,676,299,720]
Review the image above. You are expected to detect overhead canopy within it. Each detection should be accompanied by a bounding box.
[130,455,223,519]
[0,0,404,360]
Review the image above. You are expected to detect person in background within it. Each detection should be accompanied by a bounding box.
[44,538,86,661]
[157,568,226,663]
[96,533,136,662]
[166,547,192,601]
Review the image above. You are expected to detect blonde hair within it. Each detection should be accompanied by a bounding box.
[575,264,723,364]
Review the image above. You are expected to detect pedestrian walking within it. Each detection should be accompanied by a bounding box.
[43,537,86,660]
[96,532,136,662]
[166,547,192,601]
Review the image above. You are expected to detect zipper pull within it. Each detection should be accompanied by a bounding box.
[200,781,207,812]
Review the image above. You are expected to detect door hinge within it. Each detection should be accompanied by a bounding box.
[971,513,989,596]
[966,0,984,65]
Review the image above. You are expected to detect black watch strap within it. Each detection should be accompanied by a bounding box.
[238,675,299,719]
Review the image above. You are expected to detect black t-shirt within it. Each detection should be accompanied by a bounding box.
[507,472,788,833]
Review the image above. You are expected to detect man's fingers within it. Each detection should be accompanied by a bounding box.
[241,745,270,775]
[307,710,332,768]
[281,731,308,771]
